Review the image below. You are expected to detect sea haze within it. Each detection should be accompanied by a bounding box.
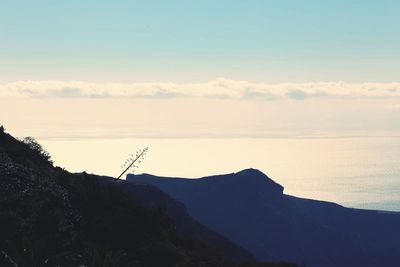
[40,136,400,212]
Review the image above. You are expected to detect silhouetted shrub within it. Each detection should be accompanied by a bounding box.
[21,136,52,164]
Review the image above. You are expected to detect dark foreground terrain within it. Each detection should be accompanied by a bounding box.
[128,169,400,267]
[0,128,297,267]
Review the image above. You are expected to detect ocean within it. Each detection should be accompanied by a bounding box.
[40,137,400,211]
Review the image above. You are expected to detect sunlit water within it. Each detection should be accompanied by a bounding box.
[39,137,400,211]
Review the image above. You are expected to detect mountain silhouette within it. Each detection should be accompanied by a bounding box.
[128,168,400,267]
[95,174,255,262]
[0,129,298,267]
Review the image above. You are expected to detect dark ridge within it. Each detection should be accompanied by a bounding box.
[0,129,298,267]
[128,169,400,267]
[95,174,256,262]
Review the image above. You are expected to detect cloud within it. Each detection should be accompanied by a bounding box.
[49,87,83,98]
[1,78,400,100]
[286,89,308,100]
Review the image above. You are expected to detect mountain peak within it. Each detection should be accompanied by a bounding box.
[236,168,265,176]
[230,168,284,195]
[129,168,285,197]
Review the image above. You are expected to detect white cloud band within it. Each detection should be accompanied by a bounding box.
[1,78,400,100]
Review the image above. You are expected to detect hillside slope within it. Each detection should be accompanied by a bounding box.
[0,129,297,267]
[95,174,255,262]
[128,169,400,267]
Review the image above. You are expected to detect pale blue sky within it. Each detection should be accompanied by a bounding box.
[1,0,399,82]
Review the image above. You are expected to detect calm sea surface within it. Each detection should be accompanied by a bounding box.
[40,137,400,211]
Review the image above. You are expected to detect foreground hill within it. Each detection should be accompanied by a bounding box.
[95,174,255,263]
[0,129,297,267]
[128,169,400,267]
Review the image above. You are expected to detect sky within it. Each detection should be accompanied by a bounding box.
[1,0,400,82]
[1,0,400,139]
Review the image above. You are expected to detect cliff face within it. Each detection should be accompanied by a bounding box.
[0,130,298,267]
[128,169,400,267]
